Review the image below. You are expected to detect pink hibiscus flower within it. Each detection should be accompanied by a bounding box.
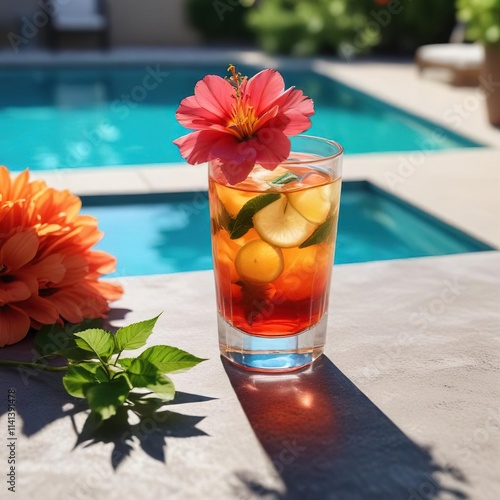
[173,66,314,184]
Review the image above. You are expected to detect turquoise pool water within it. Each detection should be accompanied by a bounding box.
[0,65,480,171]
[82,183,491,277]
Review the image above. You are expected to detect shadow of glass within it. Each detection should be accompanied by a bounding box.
[224,356,467,500]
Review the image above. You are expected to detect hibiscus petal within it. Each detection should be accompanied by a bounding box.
[176,95,227,130]
[266,87,314,135]
[253,105,280,132]
[210,131,289,185]
[273,87,315,118]
[0,304,30,347]
[210,136,256,185]
[0,280,32,304]
[174,130,227,165]
[194,75,235,120]
[0,231,38,273]
[253,130,291,169]
[280,108,314,136]
[219,159,255,185]
[17,295,59,325]
[245,69,285,115]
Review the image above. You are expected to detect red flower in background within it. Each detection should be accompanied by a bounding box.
[0,167,123,347]
[174,66,314,184]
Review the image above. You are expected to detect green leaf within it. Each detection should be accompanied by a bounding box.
[138,345,206,374]
[74,329,115,361]
[84,376,131,421]
[269,172,300,185]
[114,314,161,353]
[216,200,233,233]
[230,193,280,239]
[63,363,108,398]
[117,358,133,370]
[34,319,103,359]
[299,216,335,248]
[126,359,175,401]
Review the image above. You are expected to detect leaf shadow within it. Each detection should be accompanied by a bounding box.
[0,333,214,469]
[223,356,469,500]
[71,403,209,470]
[67,389,215,469]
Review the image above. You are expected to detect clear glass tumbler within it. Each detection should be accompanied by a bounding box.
[208,135,343,372]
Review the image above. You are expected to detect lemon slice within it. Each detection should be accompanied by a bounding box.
[235,240,284,283]
[215,184,255,218]
[287,183,335,224]
[253,195,316,248]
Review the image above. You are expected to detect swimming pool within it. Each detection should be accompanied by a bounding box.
[0,65,481,171]
[81,182,492,277]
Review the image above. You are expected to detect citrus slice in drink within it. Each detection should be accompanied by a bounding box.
[215,184,255,218]
[287,182,334,224]
[253,195,316,248]
[235,240,284,283]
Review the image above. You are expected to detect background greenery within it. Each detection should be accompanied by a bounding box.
[456,0,500,45]
[187,0,458,56]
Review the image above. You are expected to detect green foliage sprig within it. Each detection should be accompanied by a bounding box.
[0,315,206,423]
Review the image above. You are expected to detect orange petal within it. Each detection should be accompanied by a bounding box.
[47,288,84,323]
[0,304,30,347]
[0,280,32,304]
[10,169,30,200]
[17,295,59,325]
[1,166,12,200]
[24,253,66,286]
[87,250,117,275]
[0,231,39,272]
[89,280,124,301]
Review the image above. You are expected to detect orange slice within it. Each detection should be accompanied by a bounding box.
[235,240,284,283]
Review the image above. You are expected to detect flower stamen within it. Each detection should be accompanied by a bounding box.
[227,103,258,141]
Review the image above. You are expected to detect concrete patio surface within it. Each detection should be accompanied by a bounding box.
[1,251,499,499]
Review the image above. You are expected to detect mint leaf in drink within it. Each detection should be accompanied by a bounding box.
[74,329,115,362]
[216,199,233,232]
[84,376,131,421]
[137,345,206,373]
[269,172,300,185]
[114,314,161,352]
[230,193,280,239]
[299,217,335,248]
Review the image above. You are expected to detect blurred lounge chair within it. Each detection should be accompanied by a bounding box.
[48,0,109,50]
[415,23,483,86]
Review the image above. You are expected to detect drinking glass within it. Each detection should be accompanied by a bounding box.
[209,135,343,372]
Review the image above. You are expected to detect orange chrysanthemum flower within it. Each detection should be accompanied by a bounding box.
[0,166,123,347]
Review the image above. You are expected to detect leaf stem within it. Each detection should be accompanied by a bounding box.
[114,351,122,367]
[0,359,68,372]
